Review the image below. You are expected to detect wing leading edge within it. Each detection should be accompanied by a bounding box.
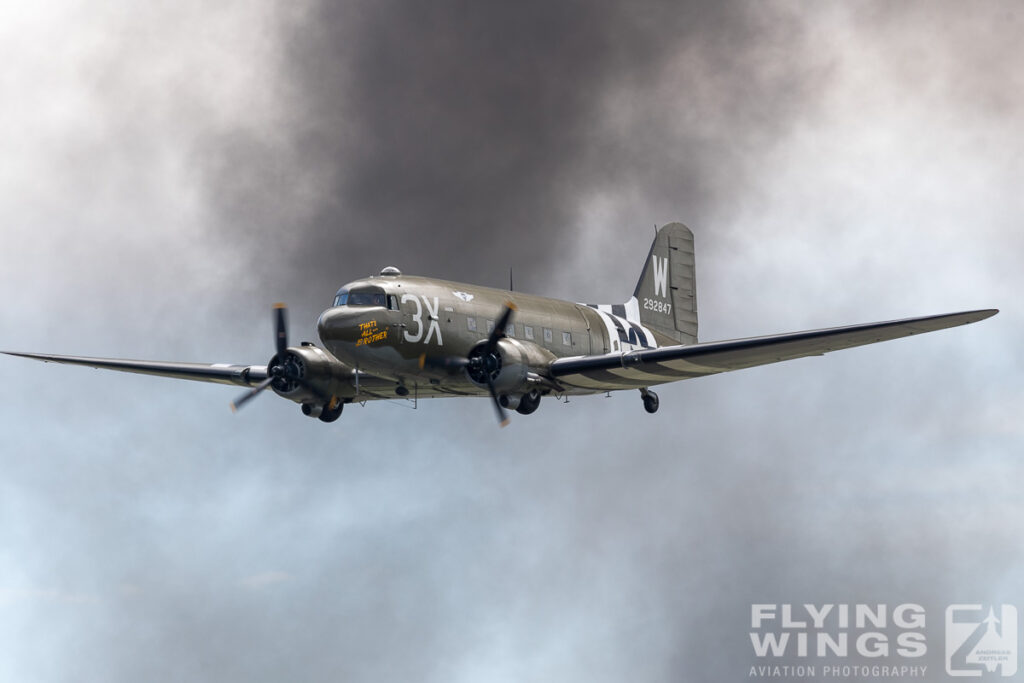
[548,309,998,391]
[1,351,269,387]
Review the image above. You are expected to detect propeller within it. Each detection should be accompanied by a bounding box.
[230,376,275,412]
[230,303,296,412]
[420,302,517,427]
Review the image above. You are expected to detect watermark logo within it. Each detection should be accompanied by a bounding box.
[946,605,1017,677]
[749,604,930,678]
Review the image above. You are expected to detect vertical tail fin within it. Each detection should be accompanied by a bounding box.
[632,222,698,345]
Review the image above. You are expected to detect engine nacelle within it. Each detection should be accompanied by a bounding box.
[465,337,553,394]
[268,344,354,406]
[498,393,521,409]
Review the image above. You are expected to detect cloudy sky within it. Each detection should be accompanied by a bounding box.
[1,1,1020,681]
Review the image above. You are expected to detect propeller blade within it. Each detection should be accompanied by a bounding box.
[274,303,288,358]
[484,301,517,352]
[230,376,274,412]
[231,303,296,413]
[486,378,510,428]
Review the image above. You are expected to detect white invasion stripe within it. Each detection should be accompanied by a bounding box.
[606,367,669,382]
[638,322,657,348]
[579,302,613,314]
[624,296,641,322]
[558,375,616,390]
[660,358,718,372]
[581,300,657,350]
[595,309,621,354]
[617,315,658,351]
[211,363,234,368]
[567,379,641,391]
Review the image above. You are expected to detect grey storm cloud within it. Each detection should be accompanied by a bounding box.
[0,2,1021,682]
[201,1,824,302]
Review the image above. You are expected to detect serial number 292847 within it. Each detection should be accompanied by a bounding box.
[643,297,672,315]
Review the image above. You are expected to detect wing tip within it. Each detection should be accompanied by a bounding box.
[958,308,999,324]
[2,350,45,361]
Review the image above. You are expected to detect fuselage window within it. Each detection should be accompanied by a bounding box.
[562,331,572,346]
[467,316,477,332]
[524,325,534,340]
[506,323,515,338]
[486,320,494,333]
[543,328,553,343]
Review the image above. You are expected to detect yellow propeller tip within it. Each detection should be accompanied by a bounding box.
[500,418,510,428]
[272,302,286,309]
[418,354,426,369]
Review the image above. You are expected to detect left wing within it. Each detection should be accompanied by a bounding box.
[1,350,468,403]
[1,351,269,387]
[549,309,997,391]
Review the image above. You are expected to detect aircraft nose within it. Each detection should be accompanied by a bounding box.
[317,307,375,343]
[317,308,347,339]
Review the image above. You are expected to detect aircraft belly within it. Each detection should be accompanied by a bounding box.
[351,374,488,401]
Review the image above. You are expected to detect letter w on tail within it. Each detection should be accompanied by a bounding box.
[651,255,669,297]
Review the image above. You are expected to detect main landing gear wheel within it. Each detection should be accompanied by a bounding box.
[516,390,542,415]
[641,389,659,414]
[319,397,344,423]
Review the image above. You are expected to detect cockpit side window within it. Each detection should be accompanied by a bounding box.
[333,288,349,307]
[387,295,399,311]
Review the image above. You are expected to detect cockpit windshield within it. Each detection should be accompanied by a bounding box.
[333,286,387,307]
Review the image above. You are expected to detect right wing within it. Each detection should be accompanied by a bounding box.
[549,309,998,391]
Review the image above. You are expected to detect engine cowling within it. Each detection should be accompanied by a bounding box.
[268,344,353,405]
[465,337,552,395]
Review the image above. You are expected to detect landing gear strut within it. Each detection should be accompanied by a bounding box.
[640,388,659,414]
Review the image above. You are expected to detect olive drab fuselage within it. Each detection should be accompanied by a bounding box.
[317,272,671,397]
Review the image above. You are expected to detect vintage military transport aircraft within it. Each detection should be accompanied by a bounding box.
[4,224,997,426]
